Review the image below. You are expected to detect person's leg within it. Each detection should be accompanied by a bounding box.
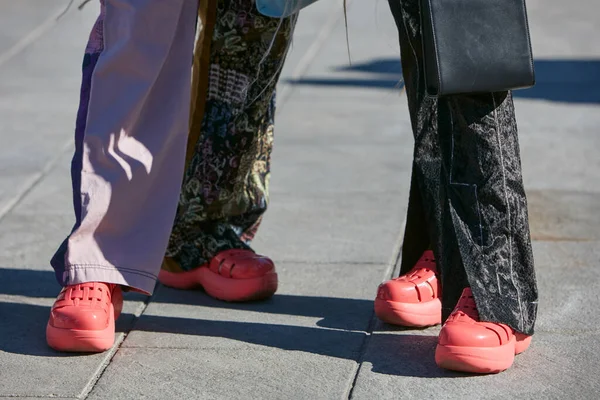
[381,0,538,373]
[47,0,198,352]
[160,0,296,301]
[374,0,450,328]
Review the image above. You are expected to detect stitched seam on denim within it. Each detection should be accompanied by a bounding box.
[448,108,484,247]
[65,263,157,280]
[491,93,525,329]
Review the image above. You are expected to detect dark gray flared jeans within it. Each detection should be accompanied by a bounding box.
[388,0,538,335]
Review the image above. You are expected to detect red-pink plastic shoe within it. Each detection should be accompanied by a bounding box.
[46,282,123,353]
[435,287,532,374]
[159,249,278,302]
[374,250,441,327]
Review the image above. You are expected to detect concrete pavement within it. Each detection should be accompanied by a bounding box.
[0,0,599,399]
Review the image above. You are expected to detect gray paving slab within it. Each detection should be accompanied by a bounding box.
[274,96,411,146]
[0,0,72,54]
[526,0,600,57]
[513,0,600,193]
[87,261,388,399]
[527,189,600,241]
[276,0,340,87]
[87,347,358,400]
[256,0,409,264]
[121,262,386,350]
[252,192,404,264]
[517,103,600,193]
[349,241,600,400]
[269,143,410,195]
[0,162,73,268]
[277,0,402,106]
[285,0,400,85]
[350,330,600,400]
[531,241,600,332]
[0,398,78,400]
[0,2,97,216]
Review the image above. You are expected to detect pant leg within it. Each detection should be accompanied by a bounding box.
[50,0,198,294]
[388,0,538,335]
[164,0,296,272]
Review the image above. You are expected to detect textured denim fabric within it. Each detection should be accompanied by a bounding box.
[388,0,539,335]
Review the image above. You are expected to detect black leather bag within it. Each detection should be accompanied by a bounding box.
[421,0,535,96]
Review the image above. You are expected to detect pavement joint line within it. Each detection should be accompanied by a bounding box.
[120,341,368,350]
[345,217,406,399]
[277,0,354,112]
[0,397,78,399]
[0,3,74,68]
[272,260,387,265]
[128,323,369,334]
[0,140,72,224]
[269,190,407,196]
[78,292,154,399]
[532,238,598,243]
[76,340,123,400]
[0,295,54,303]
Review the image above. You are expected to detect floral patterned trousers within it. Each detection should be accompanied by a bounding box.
[163,0,296,273]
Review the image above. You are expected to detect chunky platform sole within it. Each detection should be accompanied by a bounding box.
[374,297,442,327]
[159,267,278,302]
[435,335,531,374]
[46,304,116,353]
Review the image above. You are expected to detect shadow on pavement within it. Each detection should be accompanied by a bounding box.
[0,268,469,377]
[286,58,600,104]
[152,285,373,331]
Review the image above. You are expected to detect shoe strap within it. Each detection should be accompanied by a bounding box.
[57,282,114,306]
[209,249,255,277]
